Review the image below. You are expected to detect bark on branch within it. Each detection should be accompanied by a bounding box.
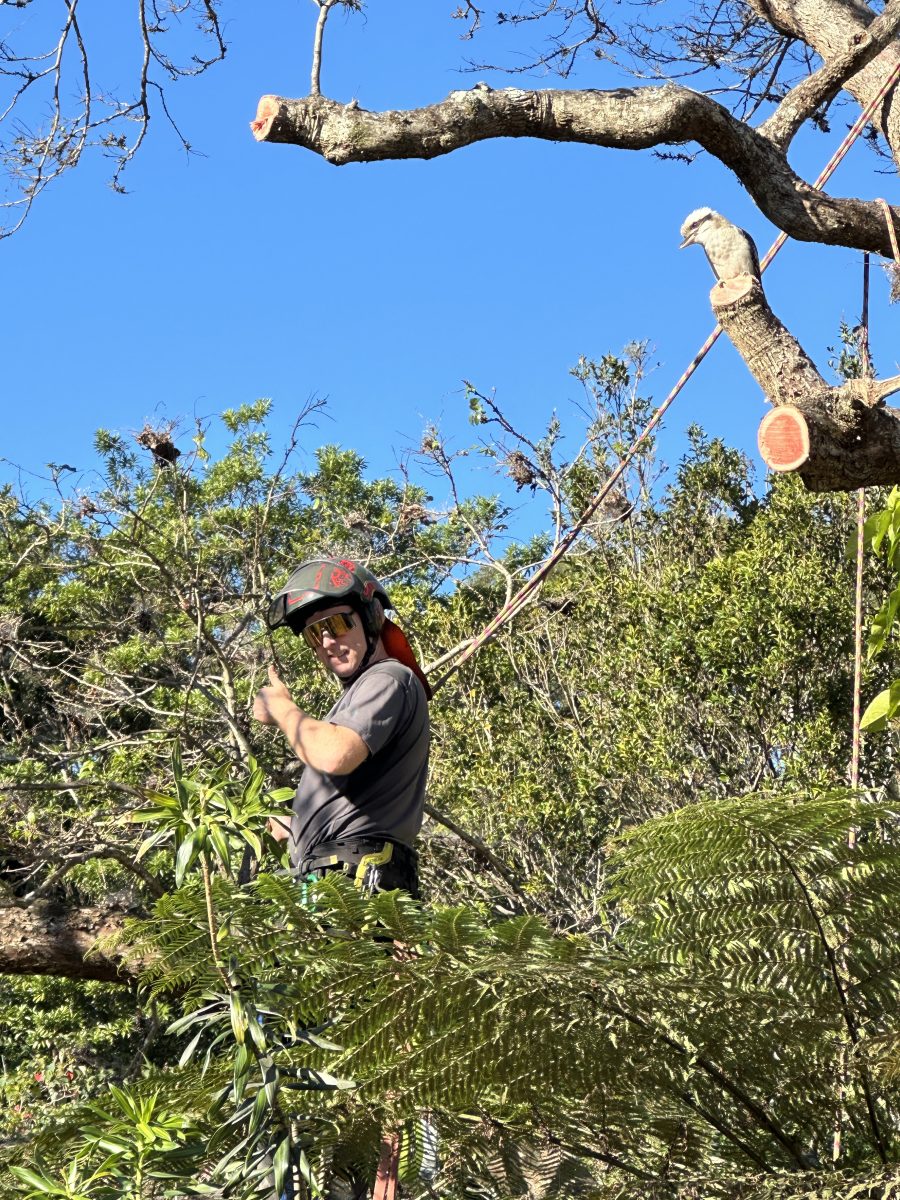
[0,900,137,983]
[760,0,900,149]
[711,275,900,491]
[251,85,900,258]
[747,0,900,167]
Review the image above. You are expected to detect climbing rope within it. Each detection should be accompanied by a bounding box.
[848,186,900,834]
[429,58,900,695]
[850,249,873,819]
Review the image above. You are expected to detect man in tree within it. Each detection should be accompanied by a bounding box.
[254,557,431,896]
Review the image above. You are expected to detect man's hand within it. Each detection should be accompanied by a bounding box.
[253,665,294,726]
[252,664,368,775]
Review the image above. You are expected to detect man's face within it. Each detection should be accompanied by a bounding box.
[302,604,368,679]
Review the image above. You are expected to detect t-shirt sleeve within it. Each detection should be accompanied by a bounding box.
[330,669,409,756]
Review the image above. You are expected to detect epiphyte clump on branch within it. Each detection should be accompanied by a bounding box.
[680,208,761,281]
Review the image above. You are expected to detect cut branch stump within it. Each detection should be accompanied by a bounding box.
[711,275,900,492]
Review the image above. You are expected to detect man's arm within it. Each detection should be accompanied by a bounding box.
[268,812,292,842]
[253,666,369,775]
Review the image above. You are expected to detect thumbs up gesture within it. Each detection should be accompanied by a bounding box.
[253,665,293,725]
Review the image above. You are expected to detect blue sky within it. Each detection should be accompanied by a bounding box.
[1,1,895,521]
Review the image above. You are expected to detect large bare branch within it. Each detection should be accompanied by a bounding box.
[746,0,900,164]
[251,84,900,258]
[0,900,135,983]
[761,0,900,148]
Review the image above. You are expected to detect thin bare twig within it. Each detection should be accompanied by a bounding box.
[310,0,338,96]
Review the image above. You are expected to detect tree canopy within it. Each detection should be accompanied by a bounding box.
[5,2,900,1195]
[4,371,900,1195]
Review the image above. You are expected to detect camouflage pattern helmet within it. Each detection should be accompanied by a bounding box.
[266,557,391,639]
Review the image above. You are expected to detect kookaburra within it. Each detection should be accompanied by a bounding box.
[679,207,761,281]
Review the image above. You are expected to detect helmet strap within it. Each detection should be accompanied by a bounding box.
[339,628,379,688]
[337,603,382,688]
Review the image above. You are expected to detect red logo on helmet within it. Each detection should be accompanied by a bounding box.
[339,559,357,572]
[330,567,351,589]
[286,590,315,608]
[313,565,325,589]
[362,580,376,601]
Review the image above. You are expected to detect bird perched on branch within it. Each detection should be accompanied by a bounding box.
[679,207,761,281]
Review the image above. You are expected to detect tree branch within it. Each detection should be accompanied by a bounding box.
[710,275,900,491]
[0,900,136,983]
[746,0,900,164]
[423,800,532,906]
[760,0,900,149]
[251,84,900,258]
[310,0,338,97]
[22,843,165,902]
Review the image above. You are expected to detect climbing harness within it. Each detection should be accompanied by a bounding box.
[429,57,900,696]
[299,837,420,897]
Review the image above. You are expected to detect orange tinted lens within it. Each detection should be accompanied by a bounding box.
[301,611,355,647]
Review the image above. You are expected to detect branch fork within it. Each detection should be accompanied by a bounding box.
[710,275,900,491]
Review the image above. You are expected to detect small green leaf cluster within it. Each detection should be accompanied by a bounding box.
[11,1088,206,1198]
[860,487,900,730]
[129,746,292,887]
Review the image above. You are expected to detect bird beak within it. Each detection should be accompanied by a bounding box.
[679,234,694,249]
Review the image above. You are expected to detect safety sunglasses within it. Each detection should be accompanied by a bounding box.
[300,610,357,649]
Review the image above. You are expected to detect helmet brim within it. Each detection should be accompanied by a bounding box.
[265,558,391,634]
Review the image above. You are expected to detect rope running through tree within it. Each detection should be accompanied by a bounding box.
[850,249,873,835]
[848,193,900,834]
[429,58,900,695]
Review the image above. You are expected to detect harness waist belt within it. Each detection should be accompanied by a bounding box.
[300,837,417,875]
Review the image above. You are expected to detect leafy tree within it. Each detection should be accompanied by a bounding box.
[2,377,900,1196]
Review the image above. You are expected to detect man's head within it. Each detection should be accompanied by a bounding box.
[266,557,390,682]
[297,601,385,681]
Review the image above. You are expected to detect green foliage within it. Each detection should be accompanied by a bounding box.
[827,321,868,383]
[11,1088,206,1198]
[12,787,900,1196]
[3,380,900,1197]
[861,487,900,730]
[129,747,292,886]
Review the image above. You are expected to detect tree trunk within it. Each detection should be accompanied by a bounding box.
[0,900,135,984]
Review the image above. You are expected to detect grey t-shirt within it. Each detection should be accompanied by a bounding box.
[289,659,430,866]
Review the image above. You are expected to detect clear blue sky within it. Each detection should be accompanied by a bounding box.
[1,1,894,517]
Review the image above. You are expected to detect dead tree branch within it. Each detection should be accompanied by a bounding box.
[251,85,900,259]
[310,0,337,96]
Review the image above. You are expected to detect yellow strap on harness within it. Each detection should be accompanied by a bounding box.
[355,841,393,887]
